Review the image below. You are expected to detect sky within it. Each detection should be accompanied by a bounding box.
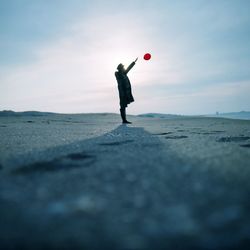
[0,0,250,115]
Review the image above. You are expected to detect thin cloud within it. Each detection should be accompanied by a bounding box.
[0,0,249,114]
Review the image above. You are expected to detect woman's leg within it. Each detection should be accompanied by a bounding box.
[120,107,131,124]
[120,107,126,123]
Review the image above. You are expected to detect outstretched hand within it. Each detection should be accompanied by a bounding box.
[134,57,138,63]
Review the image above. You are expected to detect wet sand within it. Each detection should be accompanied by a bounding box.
[0,113,250,249]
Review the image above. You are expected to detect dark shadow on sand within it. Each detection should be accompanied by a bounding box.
[8,125,161,175]
[11,152,95,175]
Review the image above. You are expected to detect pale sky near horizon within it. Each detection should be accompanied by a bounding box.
[0,0,250,115]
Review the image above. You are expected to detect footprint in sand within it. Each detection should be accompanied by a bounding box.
[11,152,95,175]
[240,144,250,148]
[153,132,173,135]
[217,136,250,142]
[191,130,225,135]
[165,135,188,139]
[98,140,134,146]
[201,132,222,135]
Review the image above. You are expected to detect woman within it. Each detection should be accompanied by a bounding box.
[115,58,138,124]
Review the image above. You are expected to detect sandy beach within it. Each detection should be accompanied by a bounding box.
[0,113,250,249]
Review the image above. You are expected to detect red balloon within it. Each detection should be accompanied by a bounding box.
[144,53,151,60]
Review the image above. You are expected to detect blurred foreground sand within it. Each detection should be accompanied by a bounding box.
[0,113,250,249]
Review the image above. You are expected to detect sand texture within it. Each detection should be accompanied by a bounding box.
[0,113,250,249]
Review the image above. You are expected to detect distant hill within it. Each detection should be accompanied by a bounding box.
[0,110,118,117]
[138,111,250,120]
[205,111,250,120]
[137,113,184,119]
[1,110,249,120]
[0,110,54,117]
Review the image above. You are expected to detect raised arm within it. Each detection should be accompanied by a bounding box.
[124,58,138,74]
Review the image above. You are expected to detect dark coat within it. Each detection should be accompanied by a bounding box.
[115,61,135,108]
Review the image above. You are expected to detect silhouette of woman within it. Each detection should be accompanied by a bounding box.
[115,58,138,124]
